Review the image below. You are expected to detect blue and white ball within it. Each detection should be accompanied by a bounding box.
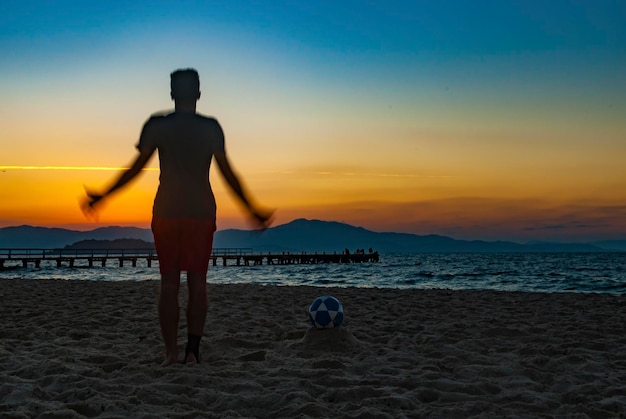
[308,295,344,329]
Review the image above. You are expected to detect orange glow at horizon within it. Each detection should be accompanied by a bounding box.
[1,159,624,243]
[0,166,158,171]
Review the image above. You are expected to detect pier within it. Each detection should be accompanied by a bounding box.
[0,248,379,270]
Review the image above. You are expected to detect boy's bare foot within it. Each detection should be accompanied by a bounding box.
[160,353,178,367]
[185,353,198,364]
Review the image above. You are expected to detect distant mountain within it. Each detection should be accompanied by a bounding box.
[0,219,621,253]
[213,218,614,253]
[0,225,153,249]
[64,239,155,250]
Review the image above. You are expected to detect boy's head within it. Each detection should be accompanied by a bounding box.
[170,68,200,101]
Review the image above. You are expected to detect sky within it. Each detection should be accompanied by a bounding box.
[1,0,625,243]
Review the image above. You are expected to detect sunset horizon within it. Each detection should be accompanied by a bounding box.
[2,2,625,244]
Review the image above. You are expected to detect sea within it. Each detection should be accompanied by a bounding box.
[1,253,625,295]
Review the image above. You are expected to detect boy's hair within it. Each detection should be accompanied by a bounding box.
[170,68,200,100]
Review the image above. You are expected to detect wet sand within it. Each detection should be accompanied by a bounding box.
[1,278,625,418]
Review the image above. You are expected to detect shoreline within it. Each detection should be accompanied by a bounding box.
[2,251,625,296]
[1,279,625,417]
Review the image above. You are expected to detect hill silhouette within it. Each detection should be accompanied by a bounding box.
[63,238,154,250]
[213,219,607,253]
[0,219,619,253]
[0,225,153,249]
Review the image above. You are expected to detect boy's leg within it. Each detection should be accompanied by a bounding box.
[159,271,181,366]
[185,272,207,363]
[187,272,208,336]
[179,218,215,363]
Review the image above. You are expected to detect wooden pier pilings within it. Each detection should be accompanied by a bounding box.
[0,248,379,270]
[0,248,159,269]
[211,252,379,266]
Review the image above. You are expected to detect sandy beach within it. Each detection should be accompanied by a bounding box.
[1,279,625,418]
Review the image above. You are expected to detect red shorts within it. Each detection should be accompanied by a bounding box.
[151,217,216,275]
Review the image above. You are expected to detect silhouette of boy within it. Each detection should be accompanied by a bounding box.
[84,69,273,366]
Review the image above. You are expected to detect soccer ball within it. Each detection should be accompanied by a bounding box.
[308,295,344,329]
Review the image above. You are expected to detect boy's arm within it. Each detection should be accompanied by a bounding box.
[84,148,154,209]
[213,151,273,229]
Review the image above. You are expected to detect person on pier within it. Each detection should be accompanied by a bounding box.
[83,69,273,366]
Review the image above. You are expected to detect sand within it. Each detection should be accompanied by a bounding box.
[1,279,625,418]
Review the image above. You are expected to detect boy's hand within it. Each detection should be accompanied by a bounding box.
[86,192,105,208]
[81,188,106,218]
[250,208,275,231]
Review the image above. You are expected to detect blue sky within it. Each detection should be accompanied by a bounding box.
[3,1,624,72]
